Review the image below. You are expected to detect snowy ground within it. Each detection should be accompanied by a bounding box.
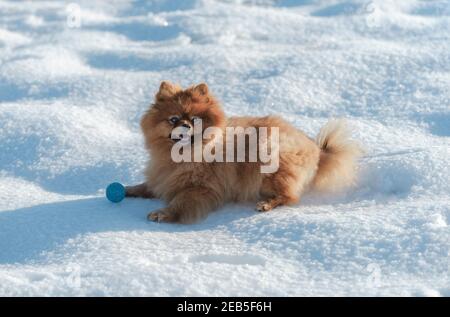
[0,0,449,296]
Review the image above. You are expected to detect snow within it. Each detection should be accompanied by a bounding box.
[0,0,449,296]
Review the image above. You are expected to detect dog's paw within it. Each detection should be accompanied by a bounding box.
[147,209,177,223]
[256,201,273,212]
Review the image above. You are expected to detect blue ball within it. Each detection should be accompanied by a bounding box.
[106,182,125,203]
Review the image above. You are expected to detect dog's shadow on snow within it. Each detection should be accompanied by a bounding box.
[0,197,255,265]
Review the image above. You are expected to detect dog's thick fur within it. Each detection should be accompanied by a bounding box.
[126,81,362,223]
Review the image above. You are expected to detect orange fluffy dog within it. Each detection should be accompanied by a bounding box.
[126,81,362,223]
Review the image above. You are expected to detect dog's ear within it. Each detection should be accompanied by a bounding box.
[157,81,181,99]
[193,83,209,96]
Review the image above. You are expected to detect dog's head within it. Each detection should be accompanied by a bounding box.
[141,81,225,154]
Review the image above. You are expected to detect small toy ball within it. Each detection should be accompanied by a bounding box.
[106,182,125,203]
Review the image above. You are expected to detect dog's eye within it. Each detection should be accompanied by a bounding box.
[169,116,180,124]
[191,116,201,124]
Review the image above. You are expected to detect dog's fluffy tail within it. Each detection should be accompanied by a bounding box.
[312,119,363,192]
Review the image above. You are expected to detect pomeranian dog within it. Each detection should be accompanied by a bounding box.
[126,81,362,224]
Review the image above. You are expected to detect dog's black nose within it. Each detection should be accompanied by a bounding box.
[181,123,191,129]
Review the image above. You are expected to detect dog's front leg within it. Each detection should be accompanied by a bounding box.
[125,183,154,199]
[148,187,220,224]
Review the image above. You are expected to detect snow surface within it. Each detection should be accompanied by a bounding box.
[0,0,449,296]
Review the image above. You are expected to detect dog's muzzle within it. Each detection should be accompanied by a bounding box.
[169,125,193,144]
